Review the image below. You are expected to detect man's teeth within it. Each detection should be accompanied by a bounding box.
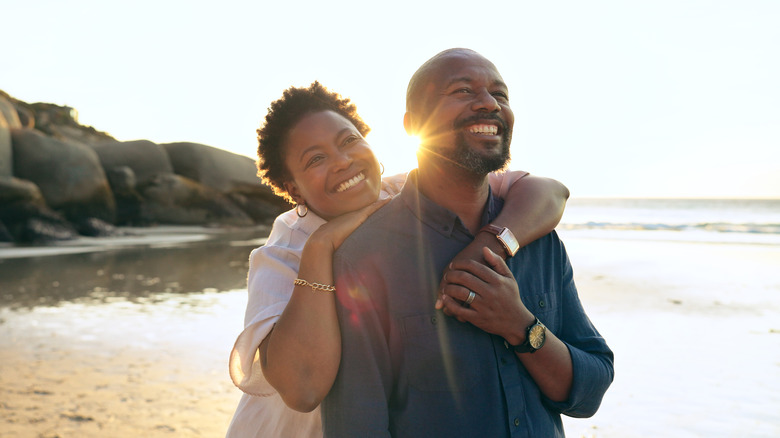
[336,173,366,192]
[468,124,498,135]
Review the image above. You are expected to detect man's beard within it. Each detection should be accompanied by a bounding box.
[441,130,511,175]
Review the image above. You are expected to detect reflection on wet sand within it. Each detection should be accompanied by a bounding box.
[0,233,267,309]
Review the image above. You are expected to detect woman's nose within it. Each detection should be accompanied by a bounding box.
[331,149,354,170]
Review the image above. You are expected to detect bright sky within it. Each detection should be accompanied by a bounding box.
[3,0,779,198]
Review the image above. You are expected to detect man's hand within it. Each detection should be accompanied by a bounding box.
[437,247,534,343]
[436,228,508,310]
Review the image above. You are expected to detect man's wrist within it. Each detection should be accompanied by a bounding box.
[502,313,536,346]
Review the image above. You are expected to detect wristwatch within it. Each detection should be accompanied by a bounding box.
[512,317,546,354]
[479,224,520,257]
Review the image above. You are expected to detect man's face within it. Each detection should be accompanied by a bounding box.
[411,51,515,174]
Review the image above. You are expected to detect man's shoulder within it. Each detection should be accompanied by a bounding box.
[335,196,409,258]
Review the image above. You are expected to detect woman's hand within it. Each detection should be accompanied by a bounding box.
[310,197,391,252]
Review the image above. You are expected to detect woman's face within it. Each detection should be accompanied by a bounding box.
[283,110,382,221]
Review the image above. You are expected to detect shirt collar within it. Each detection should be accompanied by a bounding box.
[292,209,327,236]
[400,169,503,238]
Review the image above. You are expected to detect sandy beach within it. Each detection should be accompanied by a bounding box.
[1,228,778,437]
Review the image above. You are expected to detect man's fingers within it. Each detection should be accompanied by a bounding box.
[440,294,475,321]
[482,247,513,277]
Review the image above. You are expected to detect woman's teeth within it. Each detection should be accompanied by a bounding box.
[336,173,365,192]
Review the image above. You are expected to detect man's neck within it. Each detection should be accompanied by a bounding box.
[416,159,490,235]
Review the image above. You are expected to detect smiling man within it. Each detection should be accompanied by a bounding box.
[321,48,614,437]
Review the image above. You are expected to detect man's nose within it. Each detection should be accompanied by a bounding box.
[472,89,501,112]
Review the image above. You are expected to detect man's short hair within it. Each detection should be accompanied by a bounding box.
[256,81,371,204]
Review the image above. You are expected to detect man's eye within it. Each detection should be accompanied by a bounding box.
[492,92,509,100]
[455,88,472,94]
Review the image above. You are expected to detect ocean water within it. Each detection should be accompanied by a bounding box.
[559,198,780,245]
[1,198,779,437]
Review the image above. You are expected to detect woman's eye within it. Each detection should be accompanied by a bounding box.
[343,134,360,145]
[305,155,324,168]
[455,88,471,94]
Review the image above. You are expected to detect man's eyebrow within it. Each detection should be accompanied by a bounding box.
[444,77,473,88]
[443,77,508,89]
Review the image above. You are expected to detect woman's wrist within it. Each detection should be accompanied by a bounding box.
[303,231,336,256]
[473,229,509,261]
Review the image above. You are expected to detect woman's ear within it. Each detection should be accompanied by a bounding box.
[283,181,304,205]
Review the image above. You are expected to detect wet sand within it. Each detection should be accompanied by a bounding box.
[1,230,779,437]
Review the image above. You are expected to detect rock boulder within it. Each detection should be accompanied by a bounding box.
[0,176,79,243]
[11,129,116,223]
[138,173,254,227]
[91,139,174,184]
[0,112,12,177]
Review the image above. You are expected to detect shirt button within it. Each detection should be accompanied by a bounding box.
[539,300,546,308]
[500,357,507,365]
[430,316,437,324]
[514,418,520,426]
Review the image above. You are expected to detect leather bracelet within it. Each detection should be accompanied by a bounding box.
[479,224,520,257]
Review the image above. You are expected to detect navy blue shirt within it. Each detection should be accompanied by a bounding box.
[322,171,614,437]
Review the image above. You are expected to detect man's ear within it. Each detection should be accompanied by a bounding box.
[283,181,304,205]
[403,112,413,135]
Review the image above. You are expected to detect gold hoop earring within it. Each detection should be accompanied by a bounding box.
[296,203,308,218]
[380,162,385,175]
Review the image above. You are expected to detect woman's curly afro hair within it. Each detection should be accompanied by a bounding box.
[256,81,371,204]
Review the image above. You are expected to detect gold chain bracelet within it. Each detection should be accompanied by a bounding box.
[293,278,336,293]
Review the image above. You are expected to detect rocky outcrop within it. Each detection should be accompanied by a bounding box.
[0,176,79,243]
[163,142,261,193]
[0,89,287,245]
[162,142,287,222]
[92,140,174,184]
[11,128,116,223]
[0,93,21,130]
[139,173,254,226]
[0,113,12,177]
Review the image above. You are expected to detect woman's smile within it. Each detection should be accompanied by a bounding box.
[335,172,366,193]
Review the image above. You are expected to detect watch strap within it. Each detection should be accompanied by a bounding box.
[479,224,520,257]
[511,317,545,354]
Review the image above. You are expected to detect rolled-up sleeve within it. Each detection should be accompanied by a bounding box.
[542,239,614,417]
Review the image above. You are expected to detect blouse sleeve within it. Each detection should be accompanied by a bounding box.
[487,170,529,199]
[228,213,302,396]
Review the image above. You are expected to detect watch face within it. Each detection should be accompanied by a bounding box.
[528,324,546,349]
[498,228,520,256]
